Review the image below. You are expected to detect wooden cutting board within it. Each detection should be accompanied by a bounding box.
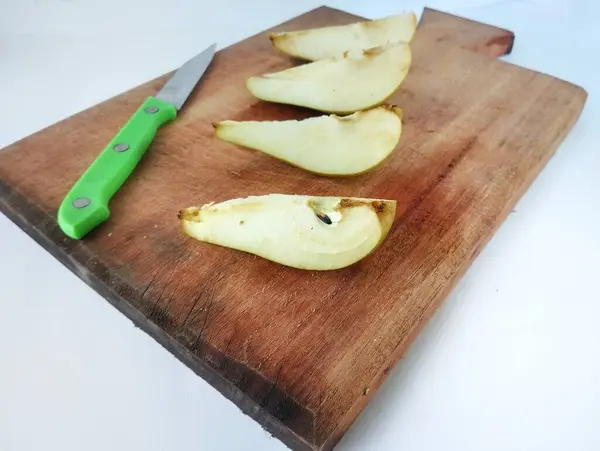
[0,6,587,451]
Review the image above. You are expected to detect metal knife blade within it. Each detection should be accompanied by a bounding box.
[156,43,217,110]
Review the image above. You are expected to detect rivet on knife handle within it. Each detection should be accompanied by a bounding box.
[57,97,176,239]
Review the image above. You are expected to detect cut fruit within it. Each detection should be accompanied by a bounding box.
[213,105,403,176]
[246,42,411,114]
[179,194,396,270]
[269,12,417,61]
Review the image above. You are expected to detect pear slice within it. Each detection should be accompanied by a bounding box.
[246,42,411,114]
[269,12,417,61]
[179,194,396,270]
[213,105,403,176]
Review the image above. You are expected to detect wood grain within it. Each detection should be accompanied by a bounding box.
[419,7,515,57]
[0,6,586,451]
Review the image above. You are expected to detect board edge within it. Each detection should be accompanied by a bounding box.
[318,76,589,451]
[0,180,318,451]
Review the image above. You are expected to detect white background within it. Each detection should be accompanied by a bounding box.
[1,0,599,450]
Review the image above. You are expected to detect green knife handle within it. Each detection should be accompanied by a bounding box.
[57,96,177,239]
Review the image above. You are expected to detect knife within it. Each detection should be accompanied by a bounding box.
[57,43,217,240]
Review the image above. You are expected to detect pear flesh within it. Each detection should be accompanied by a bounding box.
[179,194,396,270]
[269,12,417,61]
[213,105,403,176]
[246,42,411,114]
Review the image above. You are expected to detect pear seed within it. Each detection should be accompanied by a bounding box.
[316,213,332,225]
